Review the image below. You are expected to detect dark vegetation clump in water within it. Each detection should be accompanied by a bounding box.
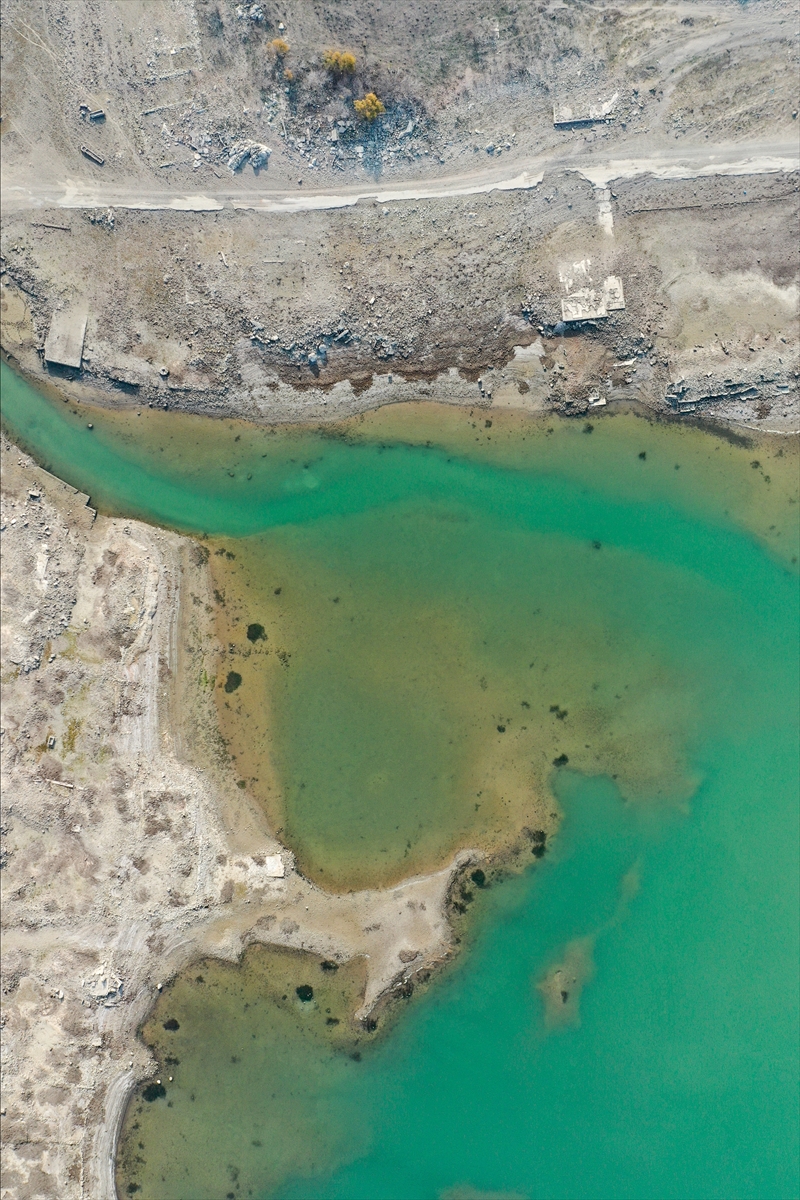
[246,623,266,642]
[447,860,496,917]
[163,1018,180,1031]
[296,984,314,1001]
[532,834,548,859]
[142,1082,166,1102]
[224,671,242,693]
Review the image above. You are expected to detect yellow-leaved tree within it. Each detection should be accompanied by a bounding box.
[323,49,357,76]
[353,92,385,120]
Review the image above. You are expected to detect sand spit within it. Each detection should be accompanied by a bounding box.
[0,437,471,1200]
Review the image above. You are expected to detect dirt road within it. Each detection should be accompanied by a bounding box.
[4,137,798,214]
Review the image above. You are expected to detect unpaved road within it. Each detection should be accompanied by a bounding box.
[3,137,798,214]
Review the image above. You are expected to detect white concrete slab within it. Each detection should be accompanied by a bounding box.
[44,309,87,368]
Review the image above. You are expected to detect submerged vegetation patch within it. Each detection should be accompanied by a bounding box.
[223,671,242,693]
[117,945,374,1199]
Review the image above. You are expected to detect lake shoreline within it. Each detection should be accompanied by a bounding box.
[3,325,799,447]
[1,427,533,1200]
[1,360,797,1199]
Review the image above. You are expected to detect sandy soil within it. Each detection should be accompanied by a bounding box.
[0,437,474,1200]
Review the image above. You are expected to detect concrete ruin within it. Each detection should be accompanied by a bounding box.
[553,93,618,127]
[44,309,87,368]
[665,371,792,414]
[559,260,625,322]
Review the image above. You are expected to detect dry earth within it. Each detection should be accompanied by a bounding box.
[1,0,798,431]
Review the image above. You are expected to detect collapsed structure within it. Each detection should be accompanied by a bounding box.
[559,259,625,322]
[43,309,87,369]
[553,93,619,127]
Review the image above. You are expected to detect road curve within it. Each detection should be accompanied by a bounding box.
[2,139,797,216]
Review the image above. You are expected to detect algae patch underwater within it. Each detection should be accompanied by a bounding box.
[209,498,703,891]
[116,946,373,1200]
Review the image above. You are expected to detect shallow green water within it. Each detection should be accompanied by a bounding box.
[1,362,798,1198]
[3,362,798,889]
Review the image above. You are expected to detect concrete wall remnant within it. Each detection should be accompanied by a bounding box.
[558,260,625,322]
[44,310,88,368]
[604,276,625,311]
[553,92,618,127]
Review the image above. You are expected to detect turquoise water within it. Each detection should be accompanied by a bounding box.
[2,362,798,1199]
[277,491,799,1198]
[272,750,799,1200]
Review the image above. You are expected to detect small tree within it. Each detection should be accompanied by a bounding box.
[353,92,385,120]
[323,49,357,76]
[270,37,290,57]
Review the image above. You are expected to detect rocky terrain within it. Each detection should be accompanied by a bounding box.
[1,0,798,431]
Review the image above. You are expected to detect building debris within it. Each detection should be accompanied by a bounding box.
[553,93,618,127]
[559,259,625,322]
[44,310,88,369]
[227,142,271,172]
[88,208,115,230]
[84,966,124,1005]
